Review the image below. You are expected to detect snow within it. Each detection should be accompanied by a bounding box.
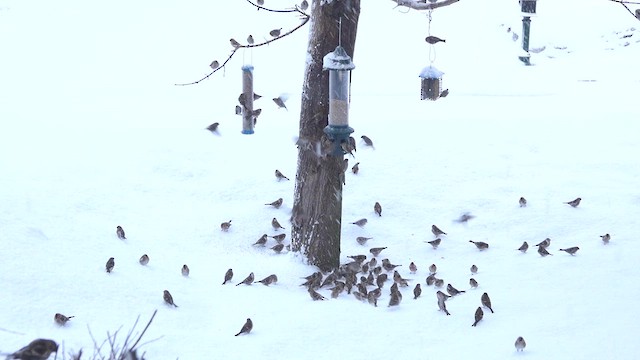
[1,0,640,359]
[419,65,444,78]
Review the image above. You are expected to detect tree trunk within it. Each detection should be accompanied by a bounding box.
[291,0,360,272]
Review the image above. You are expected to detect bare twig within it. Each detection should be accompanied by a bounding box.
[129,310,158,352]
[609,0,640,20]
[391,0,461,11]
[0,326,24,335]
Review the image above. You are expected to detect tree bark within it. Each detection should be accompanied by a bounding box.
[291,0,360,272]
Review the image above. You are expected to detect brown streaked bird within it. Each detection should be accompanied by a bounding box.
[139,254,149,265]
[374,202,382,216]
[360,135,375,149]
[472,306,484,326]
[356,236,373,245]
[515,336,526,352]
[437,297,450,315]
[352,162,360,174]
[425,35,446,44]
[538,245,552,257]
[382,258,402,271]
[519,197,527,207]
[469,240,489,250]
[455,212,474,223]
[348,255,367,263]
[518,241,529,253]
[271,217,285,230]
[536,238,551,248]
[481,292,494,313]
[210,60,220,70]
[447,283,465,296]
[163,290,178,307]
[116,226,126,240]
[367,290,379,307]
[206,122,219,133]
[413,283,422,299]
[106,257,115,273]
[428,263,437,274]
[269,28,282,37]
[559,246,580,255]
[234,318,253,336]
[393,270,409,287]
[265,198,283,209]
[470,264,478,274]
[270,233,287,243]
[439,89,449,98]
[270,243,285,253]
[182,264,190,277]
[236,272,255,286]
[388,290,402,307]
[426,274,436,286]
[275,169,289,181]
[220,220,232,232]
[434,278,444,288]
[368,257,377,268]
[432,224,447,237]
[308,287,326,301]
[223,269,233,285]
[564,197,582,207]
[600,233,610,244]
[427,238,441,249]
[253,234,268,246]
[7,339,59,360]
[469,278,478,289]
[54,313,74,326]
[437,290,452,302]
[256,274,278,286]
[351,218,368,227]
[247,35,254,45]
[376,273,388,288]
[300,0,309,11]
[230,38,241,48]
[235,105,242,115]
[369,247,387,257]
[273,97,287,110]
[409,262,418,274]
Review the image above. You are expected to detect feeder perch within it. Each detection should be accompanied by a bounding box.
[520,0,537,14]
[419,65,444,101]
[322,45,355,156]
[241,65,255,134]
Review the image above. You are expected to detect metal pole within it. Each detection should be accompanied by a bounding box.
[241,65,254,134]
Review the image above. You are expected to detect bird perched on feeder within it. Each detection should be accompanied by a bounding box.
[7,339,59,360]
[559,246,580,255]
[235,105,242,115]
[564,197,582,207]
[221,220,232,232]
[519,197,527,207]
[139,254,149,265]
[256,274,278,286]
[182,264,190,277]
[273,96,287,110]
[432,224,447,237]
[265,198,283,209]
[269,28,282,37]
[230,38,241,48]
[352,162,360,174]
[515,336,527,352]
[472,307,484,326]
[481,292,494,313]
[356,237,373,245]
[374,202,382,216]
[413,283,422,299]
[425,35,446,44]
[106,257,115,273]
[210,60,219,70]
[427,238,441,249]
[163,290,178,307]
[447,283,465,296]
[538,245,552,257]
[206,122,220,134]
[116,226,126,240]
[351,218,368,227]
[369,247,387,257]
[54,313,74,326]
[518,241,529,253]
[469,278,478,289]
[275,169,289,181]
[223,269,233,284]
[270,233,286,243]
[439,89,449,98]
[253,234,268,246]
[235,318,253,336]
[360,135,375,149]
[271,243,285,253]
[247,35,254,45]
[236,272,255,286]
[469,240,489,251]
[600,233,610,244]
[271,217,285,230]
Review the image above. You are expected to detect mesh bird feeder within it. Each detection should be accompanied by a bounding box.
[520,0,537,14]
[241,65,255,134]
[419,65,444,101]
[322,45,355,156]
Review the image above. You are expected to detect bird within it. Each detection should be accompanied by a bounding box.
[428,263,437,274]
[223,269,233,284]
[367,289,380,307]
[413,284,422,299]
[235,105,242,115]
[270,233,287,243]
[273,97,287,110]
[271,243,285,253]
[436,292,451,315]
[519,197,527,207]
[536,238,551,248]
[434,278,444,288]
[472,306,484,326]
[139,254,149,265]
[427,238,441,249]
[342,158,349,173]
[455,212,474,223]
[425,35,446,44]
[409,262,418,274]
[182,264,190,277]
[257,0,264,4]
[559,246,580,255]
[54,313,74,326]
[210,60,220,70]
[106,257,115,273]
[269,28,282,37]
[369,203,382,218]
[235,318,253,336]
[481,292,494,313]
[230,38,241,48]
[265,198,283,209]
[271,217,285,230]
[256,274,278,286]
[470,264,478,274]
[369,247,387,257]
[253,234,268,246]
[116,226,126,240]
[348,254,367,263]
[7,339,59,360]
[564,197,582,207]
[439,89,449,98]
[447,283,466,296]
[352,162,359,174]
[382,258,402,271]
[388,291,402,307]
[300,0,309,11]
[515,336,527,352]
[360,135,375,149]
[351,218,368,227]
[163,290,178,307]
[236,272,255,286]
[469,278,478,289]
[356,236,373,245]
[275,169,289,181]
[426,274,436,286]
[469,240,489,250]
[247,35,254,45]
[308,287,326,301]
[436,290,452,302]
[538,245,552,257]
[206,122,219,133]
[600,233,610,244]
[376,273,388,288]
[517,241,529,253]
[432,224,447,237]
[393,270,409,287]
[220,220,232,232]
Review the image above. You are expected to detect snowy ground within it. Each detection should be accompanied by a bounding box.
[1,0,640,359]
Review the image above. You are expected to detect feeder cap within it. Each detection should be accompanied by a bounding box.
[419,65,444,79]
[323,45,356,71]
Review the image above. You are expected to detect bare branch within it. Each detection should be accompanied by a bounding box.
[391,0,460,11]
[129,310,158,352]
[246,0,306,13]
[609,0,640,20]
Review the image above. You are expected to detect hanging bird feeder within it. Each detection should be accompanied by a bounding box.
[322,45,355,156]
[419,65,444,101]
[520,0,537,14]
[241,65,255,134]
